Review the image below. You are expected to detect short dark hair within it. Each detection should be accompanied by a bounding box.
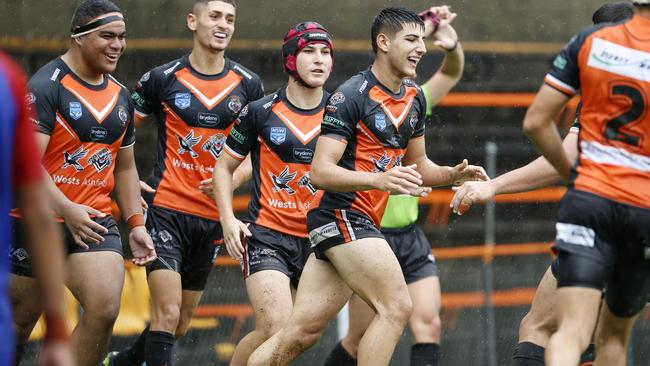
[371,7,424,54]
[193,0,238,13]
[592,2,634,24]
[70,0,122,32]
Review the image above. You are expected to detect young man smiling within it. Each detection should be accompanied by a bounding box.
[10,1,156,365]
[248,7,486,366]
[106,1,263,366]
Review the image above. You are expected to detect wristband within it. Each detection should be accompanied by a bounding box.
[126,213,145,229]
[44,313,68,341]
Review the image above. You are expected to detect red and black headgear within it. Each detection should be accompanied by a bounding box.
[282,21,333,81]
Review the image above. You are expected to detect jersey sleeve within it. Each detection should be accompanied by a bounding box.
[26,73,57,136]
[543,25,601,97]
[321,89,359,142]
[121,95,136,148]
[412,89,427,138]
[247,73,265,102]
[131,69,160,119]
[224,103,257,160]
[9,60,42,185]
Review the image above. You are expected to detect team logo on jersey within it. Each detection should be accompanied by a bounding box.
[140,71,151,83]
[177,130,202,158]
[118,105,128,126]
[11,248,29,261]
[198,112,220,127]
[371,152,392,173]
[202,133,227,159]
[25,93,35,105]
[69,102,83,120]
[227,96,243,114]
[408,112,418,128]
[239,105,249,118]
[270,127,286,145]
[298,173,318,195]
[63,146,89,172]
[393,154,403,168]
[329,92,345,106]
[269,166,297,194]
[90,126,107,142]
[175,93,191,110]
[88,148,113,172]
[375,114,387,132]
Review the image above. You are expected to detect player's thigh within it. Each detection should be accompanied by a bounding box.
[148,269,183,311]
[289,254,353,331]
[66,250,125,315]
[246,270,294,332]
[10,273,41,336]
[326,237,409,310]
[346,293,375,341]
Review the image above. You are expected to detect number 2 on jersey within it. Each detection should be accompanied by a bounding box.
[605,83,645,147]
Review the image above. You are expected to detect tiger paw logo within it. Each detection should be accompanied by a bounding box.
[88,148,113,172]
[269,166,297,194]
[202,133,226,160]
[63,146,89,172]
[371,152,393,173]
[298,173,317,195]
[177,130,202,158]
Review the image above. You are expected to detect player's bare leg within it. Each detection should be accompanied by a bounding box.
[248,254,353,366]
[545,287,601,366]
[338,294,375,359]
[10,275,42,362]
[592,303,637,366]
[66,251,124,366]
[175,289,203,338]
[518,267,558,348]
[408,276,442,343]
[230,271,294,366]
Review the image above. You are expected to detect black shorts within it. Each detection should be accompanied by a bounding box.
[382,224,438,284]
[307,208,384,260]
[10,215,123,277]
[242,223,311,288]
[553,190,650,317]
[146,206,223,291]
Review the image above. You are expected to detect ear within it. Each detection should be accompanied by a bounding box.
[73,37,84,47]
[187,13,197,31]
[376,32,391,53]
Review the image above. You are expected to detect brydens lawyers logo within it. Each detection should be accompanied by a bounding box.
[269,166,297,194]
[175,93,191,110]
[63,146,89,172]
[69,102,83,120]
[177,130,202,158]
[88,148,113,172]
[270,127,286,145]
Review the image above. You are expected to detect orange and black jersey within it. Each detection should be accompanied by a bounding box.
[317,69,427,226]
[225,88,328,238]
[133,56,264,220]
[24,57,135,216]
[545,15,650,210]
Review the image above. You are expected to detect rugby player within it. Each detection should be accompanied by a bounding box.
[9,1,156,366]
[248,7,487,366]
[105,1,264,365]
[522,1,650,365]
[213,21,333,366]
[323,5,463,366]
[1,51,72,366]
[450,3,634,365]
